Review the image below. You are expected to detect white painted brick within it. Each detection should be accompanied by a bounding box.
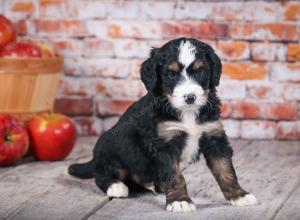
[222,120,240,138]
[175,2,212,20]
[140,1,175,19]
[218,81,246,100]
[113,40,150,59]
[283,83,300,100]
[241,120,276,139]
[103,117,120,131]
[270,63,300,82]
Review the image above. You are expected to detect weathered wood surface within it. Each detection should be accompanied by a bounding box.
[0,138,300,220]
[0,137,109,220]
[90,140,300,220]
[273,183,300,220]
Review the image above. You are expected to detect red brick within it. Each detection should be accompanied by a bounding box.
[231,102,298,120]
[241,120,276,139]
[217,40,250,60]
[276,121,300,140]
[283,84,300,100]
[281,2,300,20]
[97,98,134,117]
[287,44,300,61]
[54,98,93,116]
[14,19,28,35]
[87,21,161,40]
[270,63,300,83]
[221,102,231,118]
[83,38,114,57]
[33,19,88,37]
[231,102,260,119]
[4,0,37,19]
[251,43,286,61]
[265,103,298,120]
[230,23,297,41]
[162,22,228,39]
[222,62,266,80]
[39,0,73,18]
[74,117,103,136]
[246,83,283,100]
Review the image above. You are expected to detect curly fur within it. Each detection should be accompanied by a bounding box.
[68,37,256,211]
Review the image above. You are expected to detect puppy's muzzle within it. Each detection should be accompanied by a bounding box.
[184,93,196,105]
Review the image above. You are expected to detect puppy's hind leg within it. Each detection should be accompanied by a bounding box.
[94,164,129,198]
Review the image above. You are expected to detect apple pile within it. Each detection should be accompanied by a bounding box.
[0,15,55,58]
[0,114,29,166]
[0,113,77,166]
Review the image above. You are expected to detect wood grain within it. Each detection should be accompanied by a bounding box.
[0,57,63,121]
[1,139,300,220]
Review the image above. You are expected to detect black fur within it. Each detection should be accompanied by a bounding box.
[68,37,250,207]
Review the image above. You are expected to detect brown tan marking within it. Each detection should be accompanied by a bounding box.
[116,168,128,180]
[164,161,193,204]
[168,62,180,72]
[157,120,224,142]
[206,157,247,200]
[193,59,203,70]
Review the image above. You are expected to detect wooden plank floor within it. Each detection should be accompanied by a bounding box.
[0,138,299,220]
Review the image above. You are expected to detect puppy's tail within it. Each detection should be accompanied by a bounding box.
[68,160,95,179]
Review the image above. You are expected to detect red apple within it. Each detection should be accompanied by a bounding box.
[0,15,16,49]
[35,42,55,58]
[27,112,77,161]
[0,114,29,166]
[0,42,42,58]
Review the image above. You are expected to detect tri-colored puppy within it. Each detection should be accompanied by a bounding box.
[68,38,257,212]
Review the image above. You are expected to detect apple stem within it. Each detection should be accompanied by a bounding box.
[4,132,12,142]
[48,110,54,120]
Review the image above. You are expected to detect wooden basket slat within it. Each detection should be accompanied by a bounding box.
[0,57,63,121]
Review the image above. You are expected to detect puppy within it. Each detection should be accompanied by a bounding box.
[68,38,257,212]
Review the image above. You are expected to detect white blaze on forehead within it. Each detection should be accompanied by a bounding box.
[178,41,196,68]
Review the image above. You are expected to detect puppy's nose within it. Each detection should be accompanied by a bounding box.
[184,93,196,104]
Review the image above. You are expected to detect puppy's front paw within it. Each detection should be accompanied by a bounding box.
[230,193,257,207]
[107,182,129,198]
[166,201,196,213]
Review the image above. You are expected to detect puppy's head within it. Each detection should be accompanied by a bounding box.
[140,38,221,111]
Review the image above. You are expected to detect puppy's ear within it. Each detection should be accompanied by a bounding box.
[207,51,222,88]
[140,48,159,92]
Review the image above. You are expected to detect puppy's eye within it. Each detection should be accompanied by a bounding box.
[168,72,177,79]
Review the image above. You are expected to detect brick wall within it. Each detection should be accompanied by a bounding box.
[1,0,300,139]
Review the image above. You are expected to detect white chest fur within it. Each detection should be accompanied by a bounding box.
[180,111,202,169]
[157,111,223,170]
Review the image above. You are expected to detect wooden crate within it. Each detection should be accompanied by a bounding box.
[0,57,63,121]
